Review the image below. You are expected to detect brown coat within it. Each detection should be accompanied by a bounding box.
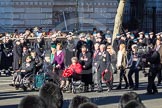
[158,46,162,64]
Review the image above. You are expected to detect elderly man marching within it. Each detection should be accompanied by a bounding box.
[95,44,111,92]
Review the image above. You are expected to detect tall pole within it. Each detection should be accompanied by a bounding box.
[63,11,68,31]
[152,7,156,33]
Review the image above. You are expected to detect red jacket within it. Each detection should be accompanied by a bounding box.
[68,63,82,74]
[62,63,82,78]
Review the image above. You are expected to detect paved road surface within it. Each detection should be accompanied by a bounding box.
[0,74,162,108]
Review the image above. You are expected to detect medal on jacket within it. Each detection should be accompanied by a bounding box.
[103,58,106,61]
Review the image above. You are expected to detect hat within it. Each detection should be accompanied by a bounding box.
[66,34,72,38]
[149,32,154,35]
[130,34,135,37]
[15,39,20,42]
[156,33,160,36]
[33,27,39,31]
[132,44,137,48]
[37,33,42,37]
[51,45,56,49]
[105,34,111,38]
[126,32,131,35]
[145,33,149,37]
[138,32,144,35]
[79,33,86,38]
[68,32,74,36]
[138,37,143,40]
[133,39,137,43]
[121,34,125,37]
[116,34,120,37]
[93,32,97,35]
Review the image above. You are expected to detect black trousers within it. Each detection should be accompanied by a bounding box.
[147,67,159,93]
[128,67,139,88]
[118,67,128,86]
[81,73,93,87]
[157,64,162,84]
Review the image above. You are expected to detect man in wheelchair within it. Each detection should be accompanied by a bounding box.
[61,57,82,91]
[12,56,34,89]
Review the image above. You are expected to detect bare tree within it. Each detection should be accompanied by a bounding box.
[112,0,127,44]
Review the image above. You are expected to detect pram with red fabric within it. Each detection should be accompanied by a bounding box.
[62,62,84,93]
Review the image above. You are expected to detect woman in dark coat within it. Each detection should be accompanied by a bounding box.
[1,37,13,76]
[13,40,22,72]
[79,45,93,92]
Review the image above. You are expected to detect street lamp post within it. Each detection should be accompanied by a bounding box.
[152,7,156,34]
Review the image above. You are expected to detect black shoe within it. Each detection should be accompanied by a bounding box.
[116,85,121,90]
[6,73,11,77]
[157,83,161,86]
[128,86,134,90]
[97,89,103,93]
[15,84,20,90]
[124,84,129,89]
[153,90,158,94]
[9,84,14,87]
[133,87,138,90]
[83,86,89,92]
[107,87,111,92]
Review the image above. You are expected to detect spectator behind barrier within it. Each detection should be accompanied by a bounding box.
[119,92,142,108]
[18,95,47,108]
[39,82,63,108]
[69,95,90,108]
[78,102,98,108]
[124,100,146,108]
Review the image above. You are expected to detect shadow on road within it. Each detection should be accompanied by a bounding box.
[1,92,162,108]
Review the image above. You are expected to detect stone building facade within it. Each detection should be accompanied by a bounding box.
[123,0,162,33]
[0,0,118,32]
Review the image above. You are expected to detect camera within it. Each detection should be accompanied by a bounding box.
[137,46,150,57]
[136,45,153,77]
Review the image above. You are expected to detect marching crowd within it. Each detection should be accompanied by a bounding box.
[0,27,162,94]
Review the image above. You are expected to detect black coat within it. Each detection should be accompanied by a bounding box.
[32,56,43,73]
[13,43,22,70]
[96,51,111,73]
[19,62,34,73]
[86,40,94,53]
[79,52,92,74]
[113,38,120,53]
[76,40,87,58]
[1,40,13,69]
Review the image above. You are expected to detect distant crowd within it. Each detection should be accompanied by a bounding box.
[0,27,161,95]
